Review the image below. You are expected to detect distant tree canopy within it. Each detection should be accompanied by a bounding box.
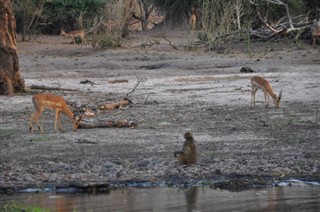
[154,0,319,27]
[12,0,320,40]
[13,0,109,36]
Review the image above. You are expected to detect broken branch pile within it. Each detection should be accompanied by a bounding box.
[250,0,314,40]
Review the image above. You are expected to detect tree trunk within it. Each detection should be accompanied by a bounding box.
[0,0,25,95]
[121,0,135,38]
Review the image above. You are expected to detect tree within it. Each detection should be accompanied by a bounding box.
[13,0,45,41]
[121,0,135,38]
[136,0,156,30]
[0,0,25,95]
[153,0,195,26]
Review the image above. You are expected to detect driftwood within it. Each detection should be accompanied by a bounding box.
[162,37,179,50]
[80,80,96,86]
[250,0,313,41]
[108,79,129,84]
[99,98,132,110]
[125,75,149,103]
[29,85,78,91]
[78,118,138,129]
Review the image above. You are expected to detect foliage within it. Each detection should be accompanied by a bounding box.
[95,34,122,48]
[152,0,197,25]
[13,0,111,34]
[0,128,19,137]
[13,0,46,40]
[12,0,320,44]
[1,202,49,212]
[43,0,108,32]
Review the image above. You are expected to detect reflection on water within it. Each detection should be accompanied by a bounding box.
[1,185,320,211]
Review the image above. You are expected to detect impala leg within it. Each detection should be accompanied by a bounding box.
[54,109,62,132]
[81,37,87,46]
[251,87,257,106]
[57,111,63,131]
[29,112,36,133]
[265,93,270,107]
[34,110,44,133]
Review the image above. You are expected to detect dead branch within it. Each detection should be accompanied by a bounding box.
[78,118,138,129]
[29,85,78,91]
[256,10,282,33]
[108,79,129,84]
[266,0,294,29]
[98,98,132,110]
[162,37,179,50]
[80,80,96,86]
[249,0,313,41]
[125,75,147,98]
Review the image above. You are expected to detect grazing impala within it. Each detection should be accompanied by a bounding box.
[251,76,282,108]
[29,93,81,133]
[60,29,87,46]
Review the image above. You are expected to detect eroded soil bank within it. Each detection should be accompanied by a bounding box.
[0,30,319,194]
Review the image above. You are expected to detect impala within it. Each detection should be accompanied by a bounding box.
[29,93,81,133]
[312,21,320,47]
[60,29,87,46]
[190,6,197,31]
[251,76,282,108]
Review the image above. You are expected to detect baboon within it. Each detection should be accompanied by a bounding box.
[174,132,197,165]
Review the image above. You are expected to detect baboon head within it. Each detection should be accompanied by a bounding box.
[184,131,193,140]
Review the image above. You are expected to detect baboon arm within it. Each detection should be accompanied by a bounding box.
[183,146,191,155]
[174,150,183,158]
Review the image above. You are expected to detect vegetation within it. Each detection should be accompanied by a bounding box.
[1,202,49,212]
[11,0,320,46]
[13,0,109,36]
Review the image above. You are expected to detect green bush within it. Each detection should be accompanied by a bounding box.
[13,0,110,35]
[1,202,49,212]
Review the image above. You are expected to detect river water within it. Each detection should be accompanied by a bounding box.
[1,183,320,211]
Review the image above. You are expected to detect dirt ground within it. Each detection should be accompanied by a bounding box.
[0,29,319,193]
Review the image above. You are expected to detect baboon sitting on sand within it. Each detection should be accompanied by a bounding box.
[174,132,197,165]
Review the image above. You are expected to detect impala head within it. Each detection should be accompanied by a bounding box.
[60,28,66,35]
[274,89,283,108]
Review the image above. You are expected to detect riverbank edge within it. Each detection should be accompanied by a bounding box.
[1,174,320,195]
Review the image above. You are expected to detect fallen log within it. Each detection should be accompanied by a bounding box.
[78,118,138,129]
[99,98,132,110]
[108,79,129,84]
[80,80,96,86]
[29,85,78,91]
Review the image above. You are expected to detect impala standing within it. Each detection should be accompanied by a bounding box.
[60,29,87,46]
[251,76,282,108]
[29,93,81,133]
[190,6,197,31]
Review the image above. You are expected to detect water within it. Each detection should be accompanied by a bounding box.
[1,185,320,211]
